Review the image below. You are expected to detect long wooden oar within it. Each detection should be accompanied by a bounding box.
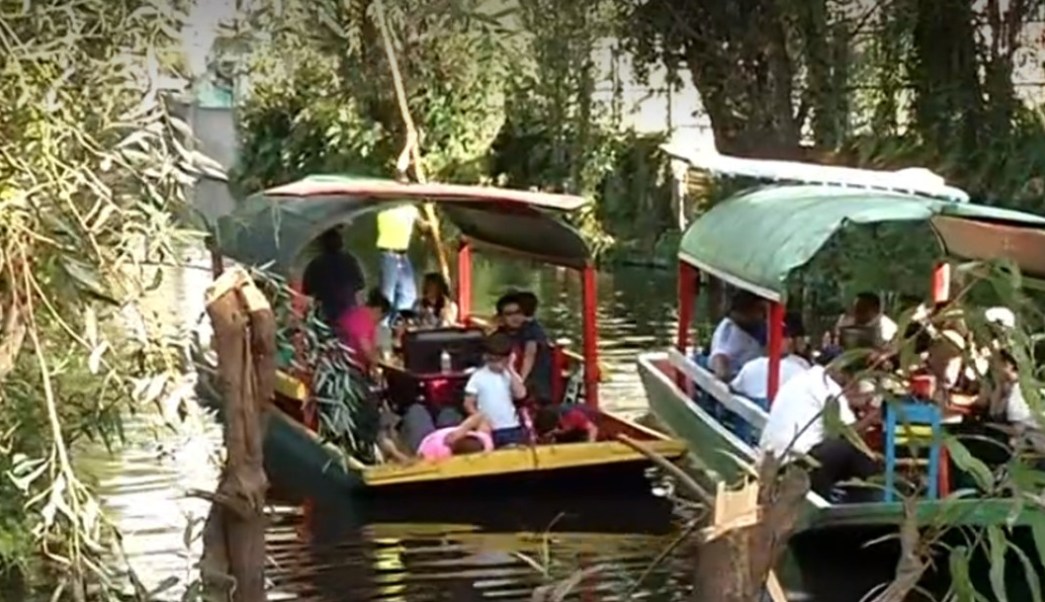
[372,0,451,283]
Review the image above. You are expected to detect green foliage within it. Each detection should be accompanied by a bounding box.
[231,0,516,195]
[230,0,676,256]
[251,269,376,461]
[0,0,203,595]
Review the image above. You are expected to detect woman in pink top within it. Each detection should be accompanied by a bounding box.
[336,287,391,368]
[416,412,493,461]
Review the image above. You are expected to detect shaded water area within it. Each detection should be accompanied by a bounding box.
[86,250,699,601]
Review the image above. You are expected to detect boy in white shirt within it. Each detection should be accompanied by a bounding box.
[759,360,880,498]
[463,333,528,448]
[731,313,811,402]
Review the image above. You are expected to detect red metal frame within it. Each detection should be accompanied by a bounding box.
[581,265,600,409]
[675,262,697,352]
[551,345,567,403]
[766,302,785,402]
[932,261,951,304]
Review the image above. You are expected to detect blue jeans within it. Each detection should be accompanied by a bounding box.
[491,426,529,448]
[379,250,417,311]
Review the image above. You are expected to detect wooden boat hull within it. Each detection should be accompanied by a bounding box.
[199,368,688,499]
[638,350,1045,600]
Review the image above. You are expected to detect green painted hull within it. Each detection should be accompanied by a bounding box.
[638,351,1045,600]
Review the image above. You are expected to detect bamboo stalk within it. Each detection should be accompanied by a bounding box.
[372,0,451,283]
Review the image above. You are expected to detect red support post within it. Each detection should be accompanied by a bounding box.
[676,262,697,352]
[932,261,951,305]
[766,302,785,403]
[581,265,600,409]
[457,239,472,321]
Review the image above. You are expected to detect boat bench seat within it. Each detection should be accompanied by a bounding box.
[679,351,768,445]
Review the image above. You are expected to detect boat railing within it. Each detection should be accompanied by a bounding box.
[667,348,769,433]
[660,143,970,202]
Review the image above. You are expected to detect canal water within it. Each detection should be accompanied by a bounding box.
[87,252,698,601]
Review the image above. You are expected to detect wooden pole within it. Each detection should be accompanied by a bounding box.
[373,0,451,283]
[199,267,274,602]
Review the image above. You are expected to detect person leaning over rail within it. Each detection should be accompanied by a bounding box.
[759,358,881,502]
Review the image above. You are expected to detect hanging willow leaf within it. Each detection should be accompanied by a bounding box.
[945,436,995,492]
[251,266,373,459]
[987,525,1010,601]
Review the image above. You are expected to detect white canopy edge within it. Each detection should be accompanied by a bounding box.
[661,142,970,202]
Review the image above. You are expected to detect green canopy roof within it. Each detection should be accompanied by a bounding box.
[679,186,1045,301]
[216,175,591,276]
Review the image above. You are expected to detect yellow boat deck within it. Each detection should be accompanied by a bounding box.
[273,370,686,489]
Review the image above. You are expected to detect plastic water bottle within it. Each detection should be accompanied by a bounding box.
[440,349,452,373]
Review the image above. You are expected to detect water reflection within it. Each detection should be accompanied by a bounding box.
[266,497,687,601]
[91,247,683,600]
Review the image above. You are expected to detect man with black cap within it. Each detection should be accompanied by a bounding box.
[730,312,811,401]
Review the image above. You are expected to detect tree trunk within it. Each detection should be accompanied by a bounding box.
[679,0,800,159]
[910,0,983,152]
[690,458,810,601]
[200,268,274,602]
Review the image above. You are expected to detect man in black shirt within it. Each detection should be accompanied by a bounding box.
[496,292,554,404]
[302,228,366,324]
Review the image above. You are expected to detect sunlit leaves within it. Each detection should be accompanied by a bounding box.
[0,0,204,594]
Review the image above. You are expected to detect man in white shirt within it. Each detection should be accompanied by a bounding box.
[709,291,767,380]
[759,361,880,498]
[987,350,1040,431]
[834,292,898,348]
[463,333,528,448]
[731,313,811,402]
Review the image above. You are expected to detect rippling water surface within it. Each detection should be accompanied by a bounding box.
[89,251,689,600]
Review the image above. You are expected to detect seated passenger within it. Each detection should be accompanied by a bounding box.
[496,292,554,404]
[533,405,598,444]
[920,328,981,405]
[302,227,366,323]
[379,403,492,462]
[834,292,898,348]
[759,360,881,499]
[336,287,392,370]
[413,272,459,328]
[984,350,1039,431]
[709,291,767,380]
[731,313,811,402]
[463,333,529,448]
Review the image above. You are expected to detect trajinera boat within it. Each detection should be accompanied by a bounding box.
[209,175,685,498]
[638,145,1045,599]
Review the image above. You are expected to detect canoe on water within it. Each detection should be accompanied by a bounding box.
[641,146,1045,600]
[207,175,686,499]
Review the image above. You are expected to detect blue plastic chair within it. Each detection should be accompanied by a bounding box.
[884,400,943,502]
